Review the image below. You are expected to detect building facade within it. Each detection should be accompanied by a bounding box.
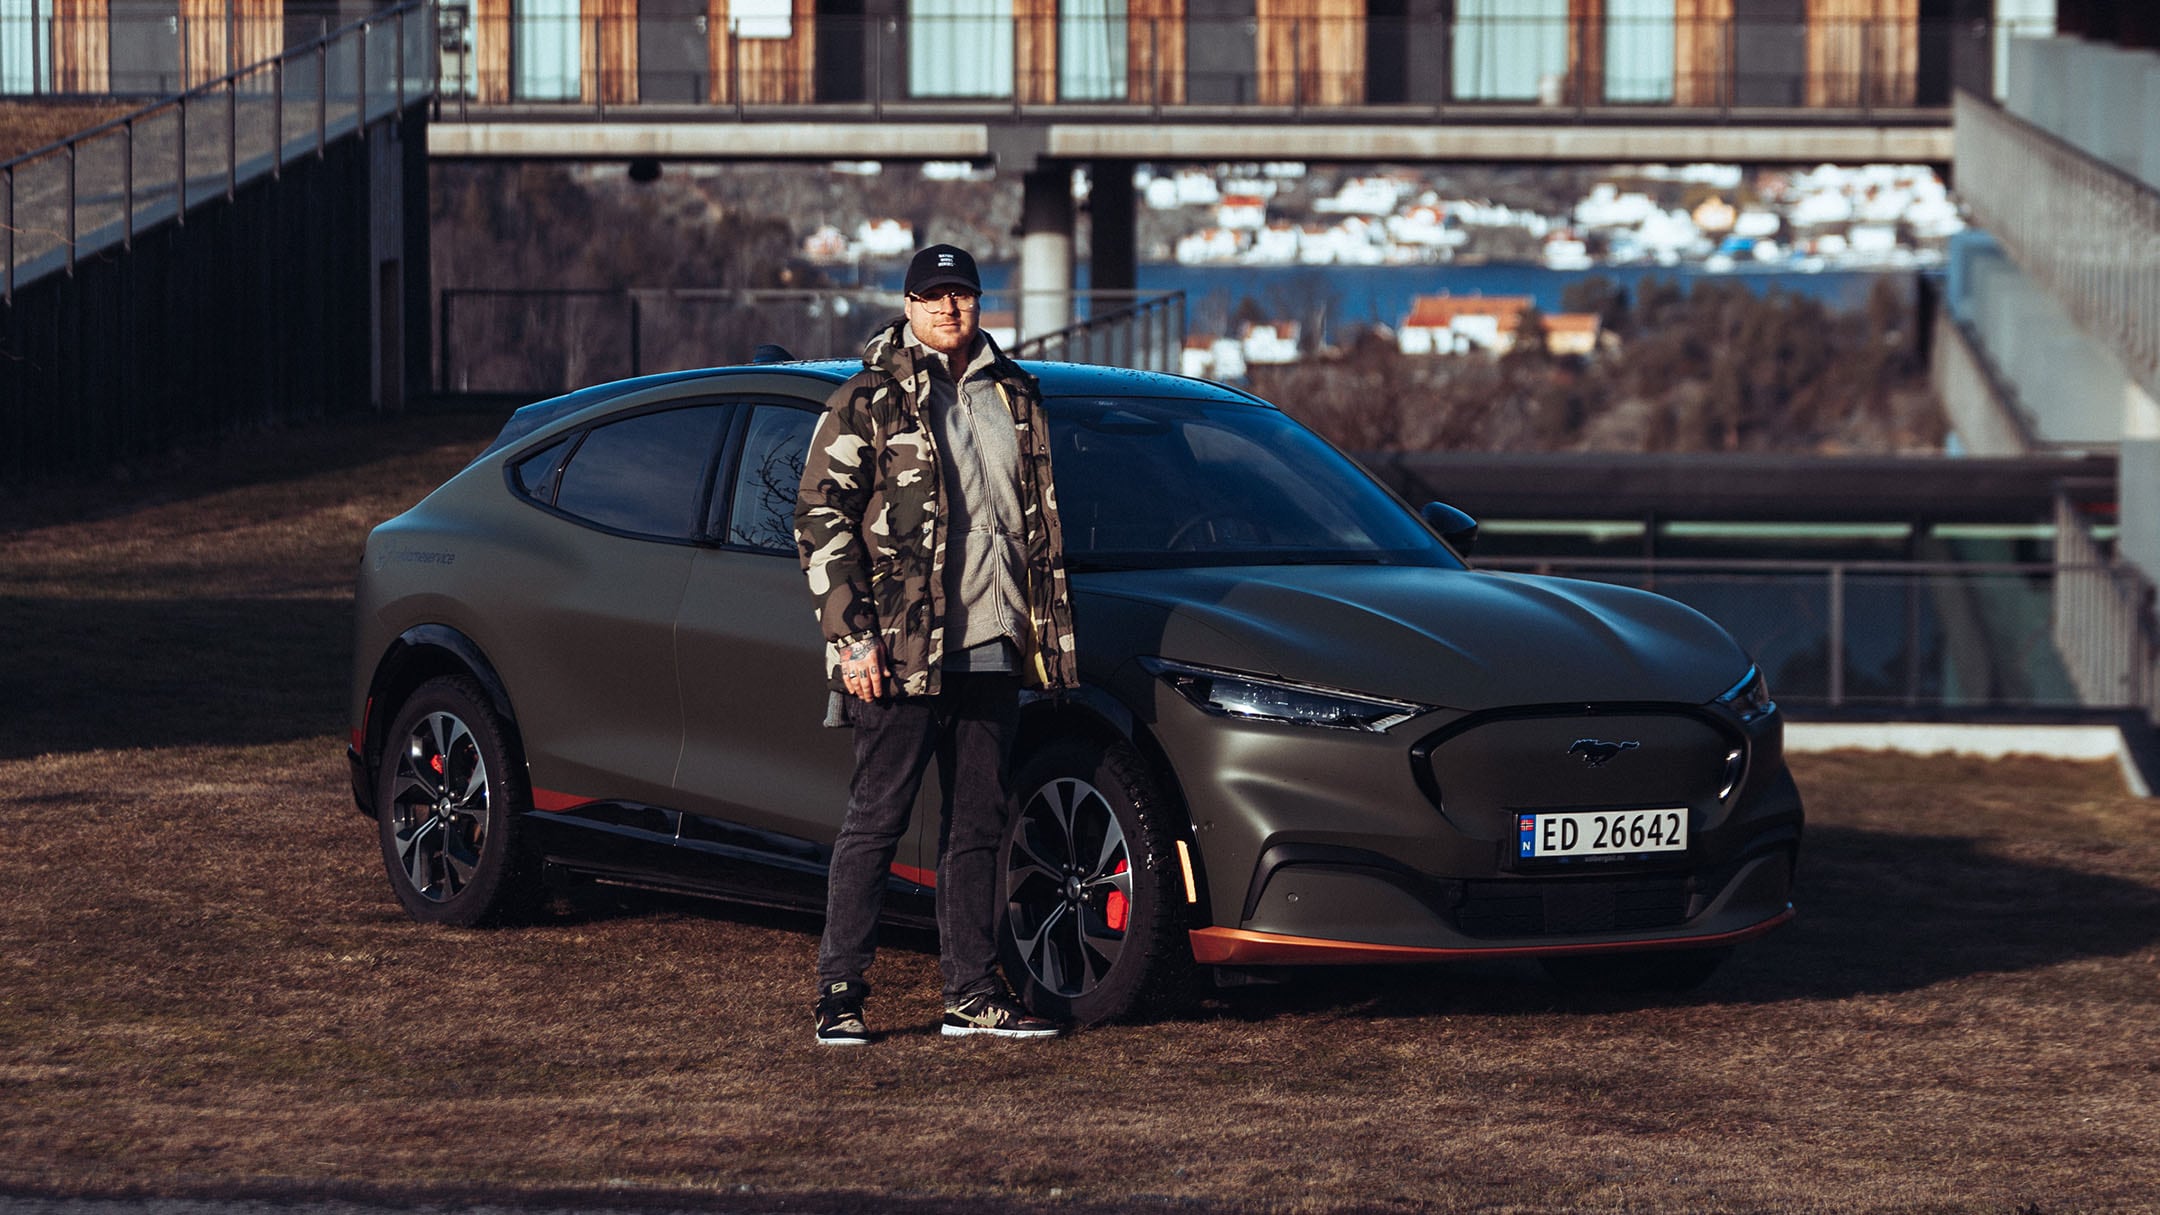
[6,0,1991,106]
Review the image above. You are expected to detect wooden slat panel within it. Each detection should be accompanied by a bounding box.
[236,0,283,70]
[1808,0,1914,107]
[476,0,511,102]
[1254,0,1360,105]
[1311,0,1360,104]
[1806,0,1856,106]
[1253,0,1303,104]
[1127,0,1183,104]
[1870,0,1914,105]
[583,0,637,102]
[712,0,815,103]
[53,0,111,91]
[1570,0,1602,104]
[181,0,225,86]
[1016,0,1055,103]
[1673,0,1730,105]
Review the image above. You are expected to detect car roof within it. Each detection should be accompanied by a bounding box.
[479,359,1269,461]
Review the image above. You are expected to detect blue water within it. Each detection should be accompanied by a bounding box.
[875,260,1917,340]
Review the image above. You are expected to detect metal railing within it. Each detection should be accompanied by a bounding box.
[436,284,1186,395]
[1011,290,1183,373]
[1954,91,2160,411]
[413,12,1993,118]
[0,15,362,96]
[2,0,435,302]
[2053,492,2160,719]
[1476,554,2160,717]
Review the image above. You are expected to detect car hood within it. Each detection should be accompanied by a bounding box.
[1078,564,1750,711]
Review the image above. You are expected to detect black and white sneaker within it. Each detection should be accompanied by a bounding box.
[941,987,1060,1039]
[814,979,871,1046]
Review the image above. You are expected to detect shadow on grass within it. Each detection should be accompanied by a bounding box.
[503,822,2160,1023]
[0,595,351,759]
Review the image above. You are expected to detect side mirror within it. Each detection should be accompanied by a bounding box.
[1420,501,1479,556]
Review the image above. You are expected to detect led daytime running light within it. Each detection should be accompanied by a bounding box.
[1142,658,1427,733]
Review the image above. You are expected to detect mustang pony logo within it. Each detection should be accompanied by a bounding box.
[1569,738,1641,767]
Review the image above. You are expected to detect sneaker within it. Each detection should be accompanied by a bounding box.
[941,986,1060,1039]
[814,979,871,1046]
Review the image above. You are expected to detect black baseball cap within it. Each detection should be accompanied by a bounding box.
[904,244,981,296]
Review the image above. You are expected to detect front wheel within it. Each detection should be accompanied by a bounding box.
[374,675,537,926]
[1000,738,1193,1025]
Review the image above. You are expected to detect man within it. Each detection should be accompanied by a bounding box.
[794,243,1080,1046]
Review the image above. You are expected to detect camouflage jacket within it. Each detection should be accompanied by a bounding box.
[794,318,1079,701]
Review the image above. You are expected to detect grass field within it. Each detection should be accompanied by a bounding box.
[2,415,2157,1214]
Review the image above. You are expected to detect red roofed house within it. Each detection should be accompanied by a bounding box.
[1396,294,1533,356]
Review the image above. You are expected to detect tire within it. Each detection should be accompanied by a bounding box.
[999,737,1193,1024]
[374,675,538,927]
[1540,946,1730,994]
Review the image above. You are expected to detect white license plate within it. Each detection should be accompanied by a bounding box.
[1517,808,1688,860]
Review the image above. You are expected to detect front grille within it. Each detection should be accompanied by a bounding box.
[1419,709,1735,825]
[1455,876,1690,937]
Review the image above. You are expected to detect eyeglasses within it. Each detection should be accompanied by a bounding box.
[908,289,980,310]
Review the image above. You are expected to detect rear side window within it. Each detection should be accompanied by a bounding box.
[724,405,819,552]
[510,436,572,501]
[545,405,729,540]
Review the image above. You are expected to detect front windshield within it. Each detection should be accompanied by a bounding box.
[1046,396,1461,571]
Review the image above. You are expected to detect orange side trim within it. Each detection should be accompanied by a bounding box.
[1188,906,1795,966]
[891,863,937,888]
[530,787,591,813]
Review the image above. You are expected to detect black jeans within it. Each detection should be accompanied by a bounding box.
[816,670,1021,1004]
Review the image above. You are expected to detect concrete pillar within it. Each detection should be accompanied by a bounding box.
[1019,163,1073,341]
[1088,160,1137,298]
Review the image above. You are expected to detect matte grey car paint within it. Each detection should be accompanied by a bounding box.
[351,361,1800,992]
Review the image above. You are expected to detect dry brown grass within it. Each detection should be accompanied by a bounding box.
[3,416,2158,1213]
[0,103,134,161]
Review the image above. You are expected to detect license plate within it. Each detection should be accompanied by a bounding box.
[1518,808,1688,860]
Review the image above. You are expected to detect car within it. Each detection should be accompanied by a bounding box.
[348,357,1802,1022]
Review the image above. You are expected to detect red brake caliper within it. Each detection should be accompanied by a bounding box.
[1104,859,1131,932]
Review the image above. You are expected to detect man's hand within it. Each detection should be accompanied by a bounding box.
[841,636,890,702]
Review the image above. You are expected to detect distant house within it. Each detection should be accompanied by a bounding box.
[1543,313,1605,357]
[1217,194,1268,230]
[801,225,849,261]
[1182,334,1247,381]
[1174,227,1244,264]
[855,218,915,257]
[1397,294,1533,356]
[1247,221,1300,264]
[1241,321,1301,365]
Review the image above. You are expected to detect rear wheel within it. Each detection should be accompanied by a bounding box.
[1540,946,1730,993]
[1000,738,1192,1024]
[374,675,537,926]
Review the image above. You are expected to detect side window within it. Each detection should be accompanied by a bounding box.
[551,404,729,540]
[510,435,573,503]
[724,405,819,552]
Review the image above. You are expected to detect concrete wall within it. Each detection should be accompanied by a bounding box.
[2005,32,2160,190]
[1944,230,2132,448]
[0,105,431,481]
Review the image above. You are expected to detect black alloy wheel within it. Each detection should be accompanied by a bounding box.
[1000,738,1192,1024]
[375,675,537,926]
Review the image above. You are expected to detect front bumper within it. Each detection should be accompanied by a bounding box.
[1191,903,1795,965]
[1144,672,1803,959]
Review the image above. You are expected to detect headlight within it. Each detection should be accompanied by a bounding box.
[1139,658,1429,733]
[1717,665,1775,722]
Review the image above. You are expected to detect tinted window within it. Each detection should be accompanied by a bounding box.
[725,405,818,552]
[552,405,728,540]
[1048,397,1457,570]
[510,436,573,503]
